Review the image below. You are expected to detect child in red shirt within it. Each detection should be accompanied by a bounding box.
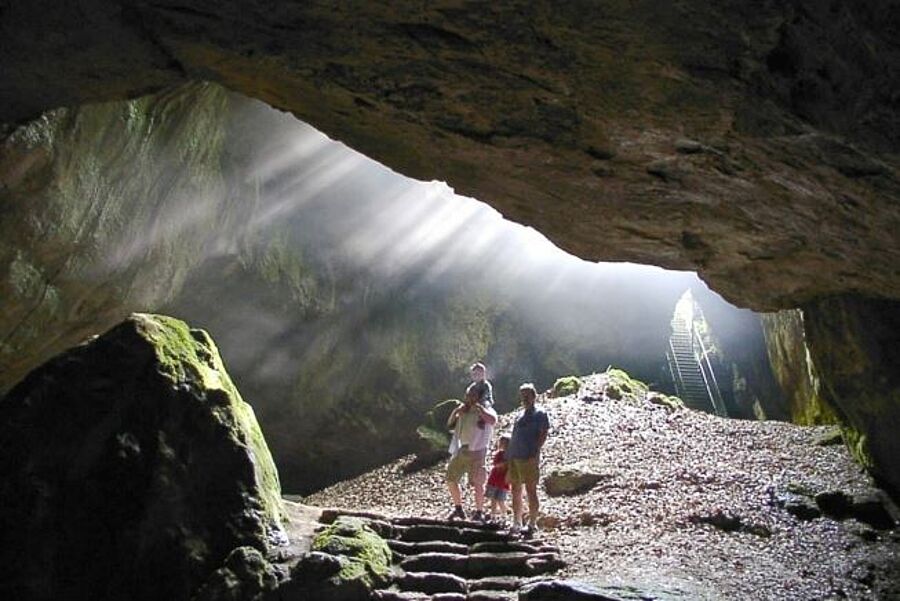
[485,435,511,523]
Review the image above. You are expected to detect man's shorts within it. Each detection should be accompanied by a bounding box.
[447,447,487,486]
[485,484,509,502]
[507,457,539,485]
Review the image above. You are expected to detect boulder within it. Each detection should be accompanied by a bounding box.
[193,547,281,601]
[552,376,582,398]
[304,516,393,597]
[519,580,622,601]
[0,314,285,601]
[544,468,606,496]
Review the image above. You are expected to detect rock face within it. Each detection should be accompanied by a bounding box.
[0,313,284,601]
[2,2,899,310]
[0,82,233,397]
[2,4,900,497]
[802,295,900,496]
[5,82,757,494]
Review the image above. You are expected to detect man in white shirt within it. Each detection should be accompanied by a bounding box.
[445,387,498,521]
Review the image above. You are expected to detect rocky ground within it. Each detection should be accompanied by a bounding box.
[305,372,900,600]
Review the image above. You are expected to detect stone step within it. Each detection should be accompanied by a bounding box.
[397,524,515,545]
[397,571,468,595]
[468,592,516,601]
[468,576,523,591]
[390,539,471,556]
[372,590,430,601]
[400,551,566,578]
[393,515,502,531]
[320,507,388,523]
[469,541,541,554]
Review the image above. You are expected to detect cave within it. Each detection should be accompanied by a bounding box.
[2,2,900,600]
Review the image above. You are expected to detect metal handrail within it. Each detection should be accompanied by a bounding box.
[692,323,727,416]
[666,339,686,399]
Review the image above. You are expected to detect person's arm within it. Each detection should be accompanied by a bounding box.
[447,403,463,429]
[482,381,494,406]
[533,413,550,457]
[475,403,497,425]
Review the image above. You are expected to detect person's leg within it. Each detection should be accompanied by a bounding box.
[446,453,467,518]
[525,457,540,527]
[448,480,462,505]
[469,449,487,518]
[511,484,524,527]
[525,480,539,526]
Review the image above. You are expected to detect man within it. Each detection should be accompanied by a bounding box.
[466,362,494,407]
[507,383,550,534]
[445,387,498,521]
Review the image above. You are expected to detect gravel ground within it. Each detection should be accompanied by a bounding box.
[305,374,900,600]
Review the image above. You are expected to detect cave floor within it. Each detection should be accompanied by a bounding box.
[304,374,900,600]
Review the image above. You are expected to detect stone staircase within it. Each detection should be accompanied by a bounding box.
[667,316,715,413]
[319,510,566,601]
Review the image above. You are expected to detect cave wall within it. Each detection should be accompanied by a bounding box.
[802,295,900,495]
[2,1,899,310]
[0,83,234,391]
[760,310,837,424]
[1,84,697,493]
[2,2,900,494]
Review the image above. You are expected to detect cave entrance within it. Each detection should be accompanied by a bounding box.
[1,82,775,495]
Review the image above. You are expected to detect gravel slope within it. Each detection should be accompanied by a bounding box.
[305,373,900,600]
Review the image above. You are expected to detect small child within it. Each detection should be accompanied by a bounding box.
[485,435,512,523]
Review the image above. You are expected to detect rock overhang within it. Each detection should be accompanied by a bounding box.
[2,0,899,311]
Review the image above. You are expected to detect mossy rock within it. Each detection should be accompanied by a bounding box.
[424,398,462,432]
[605,367,650,402]
[552,375,583,397]
[0,313,285,601]
[647,392,685,411]
[307,516,392,597]
[416,424,451,452]
[544,468,606,496]
[193,546,280,601]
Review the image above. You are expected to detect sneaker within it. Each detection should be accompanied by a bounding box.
[446,506,466,521]
[471,510,487,523]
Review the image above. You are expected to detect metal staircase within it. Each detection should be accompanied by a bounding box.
[666,293,728,416]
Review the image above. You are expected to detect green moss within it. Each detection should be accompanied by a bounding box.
[416,425,450,452]
[312,516,392,587]
[842,426,874,470]
[606,367,649,402]
[553,375,582,397]
[131,314,285,531]
[647,392,684,410]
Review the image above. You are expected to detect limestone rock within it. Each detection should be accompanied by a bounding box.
[544,468,606,497]
[552,376,582,398]
[309,516,393,591]
[0,313,285,601]
[2,3,900,310]
[192,547,281,601]
[519,579,621,601]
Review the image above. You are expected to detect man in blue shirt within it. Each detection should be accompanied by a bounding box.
[506,383,550,533]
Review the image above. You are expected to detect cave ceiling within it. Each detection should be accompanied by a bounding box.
[2,1,899,310]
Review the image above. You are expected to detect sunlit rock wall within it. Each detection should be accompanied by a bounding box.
[0,83,233,391]
[760,310,836,424]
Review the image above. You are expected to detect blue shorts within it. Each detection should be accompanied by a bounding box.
[485,485,509,502]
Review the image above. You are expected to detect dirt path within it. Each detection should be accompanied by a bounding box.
[305,374,900,600]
